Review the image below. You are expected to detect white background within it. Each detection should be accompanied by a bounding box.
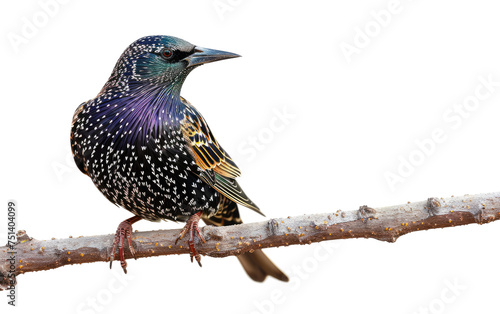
[1,0,500,313]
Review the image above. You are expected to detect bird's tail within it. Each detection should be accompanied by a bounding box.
[202,197,289,282]
[235,249,289,282]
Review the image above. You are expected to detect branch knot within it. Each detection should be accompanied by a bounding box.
[358,205,376,222]
[426,198,441,216]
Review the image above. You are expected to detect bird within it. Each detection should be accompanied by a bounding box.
[70,35,288,282]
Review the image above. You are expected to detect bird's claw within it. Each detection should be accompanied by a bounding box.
[177,212,205,267]
[189,240,203,267]
[110,220,137,274]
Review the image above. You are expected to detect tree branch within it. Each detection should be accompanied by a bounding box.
[2,192,500,290]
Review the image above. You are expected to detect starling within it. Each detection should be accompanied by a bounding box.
[70,35,288,282]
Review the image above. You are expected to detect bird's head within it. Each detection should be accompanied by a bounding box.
[103,35,240,92]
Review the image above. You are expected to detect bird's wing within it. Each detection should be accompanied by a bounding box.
[70,102,89,176]
[180,99,241,178]
[179,97,262,215]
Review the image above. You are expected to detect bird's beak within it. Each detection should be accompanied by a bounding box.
[185,47,241,68]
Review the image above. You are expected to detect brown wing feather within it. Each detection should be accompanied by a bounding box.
[180,97,241,178]
[180,97,262,214]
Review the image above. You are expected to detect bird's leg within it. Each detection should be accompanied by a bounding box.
[110,215,142,274]
[175,211,206,266]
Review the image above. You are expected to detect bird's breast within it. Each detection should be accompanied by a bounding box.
[73,97,218,220]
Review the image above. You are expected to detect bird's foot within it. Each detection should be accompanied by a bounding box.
[175,212,206,266]
[110,216,142,274]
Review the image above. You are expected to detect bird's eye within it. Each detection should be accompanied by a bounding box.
[161,48,173,60]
